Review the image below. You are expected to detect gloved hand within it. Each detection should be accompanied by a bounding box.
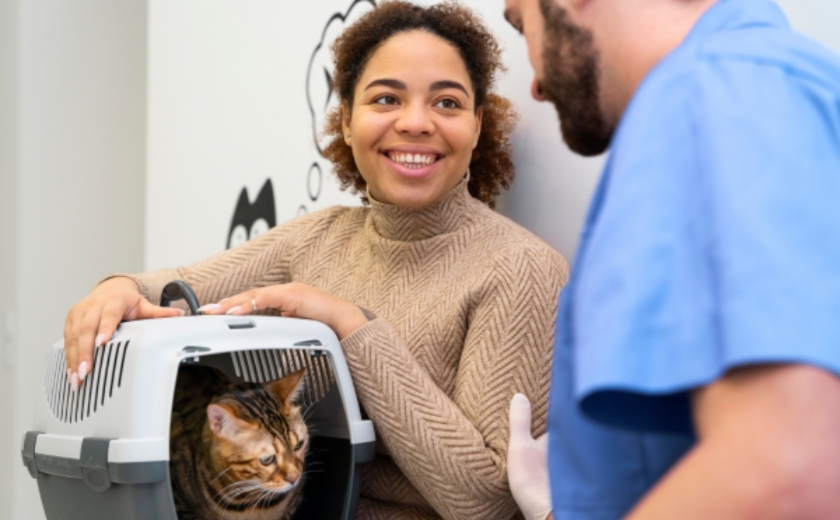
[508,393,553,520]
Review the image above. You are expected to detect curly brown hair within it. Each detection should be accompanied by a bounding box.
[321,0,518,208]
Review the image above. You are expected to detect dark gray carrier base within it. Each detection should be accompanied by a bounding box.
[25,431,374,520]
[38,475,177,520]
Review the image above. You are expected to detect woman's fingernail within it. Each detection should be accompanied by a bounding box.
[66,368,72,381]
[176,309,186,316]
[225,306,242,315]
[198,303,221,312]
[95,333,105,347]
[78,361,89,381]
[71,373,80,391]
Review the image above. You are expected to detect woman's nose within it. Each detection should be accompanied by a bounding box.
[394,102,435,136]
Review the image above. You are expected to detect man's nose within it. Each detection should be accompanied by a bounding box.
[531,77,546,102]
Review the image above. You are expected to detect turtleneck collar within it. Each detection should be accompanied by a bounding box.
[366,175,476,242]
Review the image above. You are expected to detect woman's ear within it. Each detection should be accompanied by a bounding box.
[473,106,484,149]
[342,101,352,146]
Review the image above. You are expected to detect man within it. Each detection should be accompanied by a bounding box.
[503,0,840,519]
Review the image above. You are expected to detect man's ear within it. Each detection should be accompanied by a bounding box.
[473,105,484,149]
[342,101,352,146]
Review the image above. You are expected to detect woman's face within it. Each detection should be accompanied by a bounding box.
[343,30,482,210]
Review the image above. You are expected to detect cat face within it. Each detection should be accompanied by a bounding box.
[206,369,308,497]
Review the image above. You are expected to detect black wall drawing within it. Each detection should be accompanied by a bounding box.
[226,178,277,249]
[306,0,377,156]
[225,0,375,245]
[299,0,376,215]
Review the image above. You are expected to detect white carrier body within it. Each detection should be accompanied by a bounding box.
[23,315,375,520]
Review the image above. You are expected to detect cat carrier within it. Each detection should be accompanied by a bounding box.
[22,282,376,520]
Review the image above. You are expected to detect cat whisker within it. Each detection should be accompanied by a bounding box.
[215,481,261,503]
[210,466,233,484]
[249,489,274,519]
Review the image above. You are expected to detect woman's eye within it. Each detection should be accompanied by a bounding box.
[294,440,305,451]
[259,455,276,466]
[436,98,460,109]
[374,95,398,105]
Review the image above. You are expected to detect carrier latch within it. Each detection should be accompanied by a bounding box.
[80,438,113,492]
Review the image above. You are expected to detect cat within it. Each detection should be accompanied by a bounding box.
[169,364,308,520]
[227,178,277,250]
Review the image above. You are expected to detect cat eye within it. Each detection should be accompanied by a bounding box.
[259,455,276,466]
[294,440,305,451]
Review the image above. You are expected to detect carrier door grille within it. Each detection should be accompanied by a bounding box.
[230,349,334,407]
[43,341,130,423]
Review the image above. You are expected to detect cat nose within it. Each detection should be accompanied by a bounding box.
[284,470,300,484]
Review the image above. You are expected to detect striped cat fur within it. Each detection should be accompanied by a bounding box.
[169,365,308,520]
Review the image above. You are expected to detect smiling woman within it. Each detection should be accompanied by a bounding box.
[60,2,568,519]
[323,1,517,208]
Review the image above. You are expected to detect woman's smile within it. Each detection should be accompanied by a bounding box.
[382,145,444,179]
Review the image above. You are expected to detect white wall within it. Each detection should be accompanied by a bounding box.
[777,0,840,54]
[0,0,20,513]
[2,1,148,518]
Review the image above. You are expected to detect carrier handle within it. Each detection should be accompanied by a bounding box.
[160,280,202,316]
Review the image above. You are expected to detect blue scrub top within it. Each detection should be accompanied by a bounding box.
[548,0,840,518]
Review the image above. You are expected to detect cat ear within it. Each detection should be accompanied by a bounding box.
[267,369,306,413]
[207,404,246,439]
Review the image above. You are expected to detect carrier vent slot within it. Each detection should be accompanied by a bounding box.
[229,349,334,407]
[92,345,105,413]
[43,341,130,424]
[232,351,242,378]
[117,341,130,387]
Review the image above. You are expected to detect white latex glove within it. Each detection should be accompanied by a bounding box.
[508,393,553,520]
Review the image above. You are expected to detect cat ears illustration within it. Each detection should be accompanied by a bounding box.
[305,0,376,156]
[227,178,277,250]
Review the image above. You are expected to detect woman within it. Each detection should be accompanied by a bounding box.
[63,2,568,519]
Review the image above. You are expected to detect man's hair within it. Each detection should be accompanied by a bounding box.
[321,0,518,207]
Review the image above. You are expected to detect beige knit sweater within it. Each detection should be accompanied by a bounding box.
[125,178,568,520]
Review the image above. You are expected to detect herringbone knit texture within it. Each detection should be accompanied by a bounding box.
[124,179,568,520]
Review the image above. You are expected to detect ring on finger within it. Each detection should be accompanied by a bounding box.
[251,298,258,313]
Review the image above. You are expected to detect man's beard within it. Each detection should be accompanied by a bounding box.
[538,0,613,156]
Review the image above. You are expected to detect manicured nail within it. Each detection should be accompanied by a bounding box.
[176,308,186,316]
[225,306,242,315]
[71,373,80,391]
[95,333,105,348]
[78,361,89,381]
[198,303,221,312]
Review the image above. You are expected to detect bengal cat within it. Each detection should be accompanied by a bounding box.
[170,364,309,520]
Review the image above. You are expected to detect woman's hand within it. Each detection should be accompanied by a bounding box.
[198,282,370,340]
[508,394,553,520]
[64,277,184,389]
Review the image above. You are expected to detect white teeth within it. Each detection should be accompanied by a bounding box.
[389,152,437,167]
